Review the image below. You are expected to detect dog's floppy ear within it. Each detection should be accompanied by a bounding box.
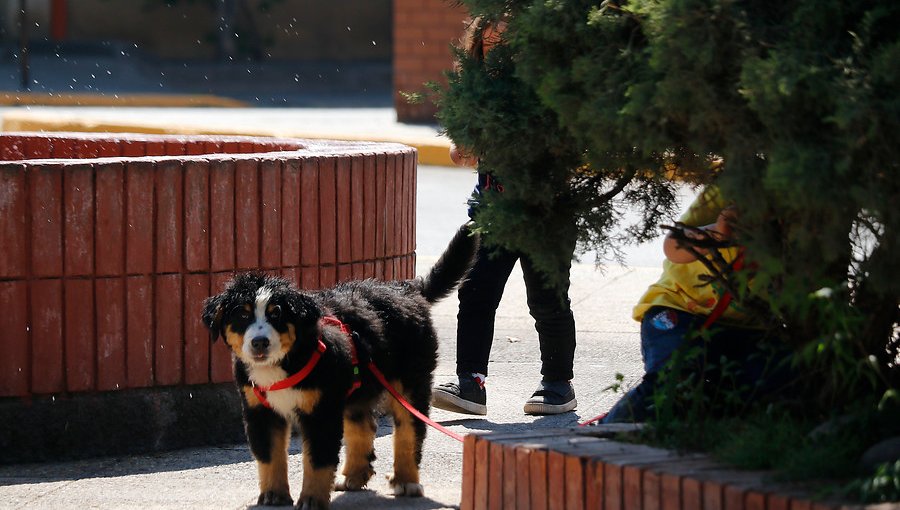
[201,294,225,342]
[284,291,321,328]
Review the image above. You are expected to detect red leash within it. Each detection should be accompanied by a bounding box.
[578,413,608,427]
[327,316,464,442]
[368,362,465,443]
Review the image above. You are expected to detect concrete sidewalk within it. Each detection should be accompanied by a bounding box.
[0,164,666,509]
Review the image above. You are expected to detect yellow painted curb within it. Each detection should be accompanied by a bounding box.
[1,110,456,167]
[415,143,454,167]
[0,92,248,108]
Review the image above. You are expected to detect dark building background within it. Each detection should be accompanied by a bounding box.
[0,1,392,60]
[1,0,467,121]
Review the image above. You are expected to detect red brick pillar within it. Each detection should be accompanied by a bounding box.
[0,132,418,398]
[393,0,468,123]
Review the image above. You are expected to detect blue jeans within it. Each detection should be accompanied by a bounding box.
[602,306,788,423]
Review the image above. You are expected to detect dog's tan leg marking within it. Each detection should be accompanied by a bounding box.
[256,424,292,505]
[296,388,322,415]
[388,381,424,497]
[335,409,376,491]
[298,439,336,509]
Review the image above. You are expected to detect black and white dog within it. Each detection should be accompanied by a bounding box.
[202,224,477,509]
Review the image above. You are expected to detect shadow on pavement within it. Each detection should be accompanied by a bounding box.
[314,491,451,510]
[0,442,253,486]
[435,413,584,435]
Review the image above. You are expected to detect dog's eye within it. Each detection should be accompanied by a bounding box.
[232,307,252,321]
[269,305,282,320]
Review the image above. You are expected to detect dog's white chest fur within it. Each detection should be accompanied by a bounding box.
[248,365,308,419]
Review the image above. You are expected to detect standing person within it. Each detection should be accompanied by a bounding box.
[431,141,578,416]
[431,16,578,416]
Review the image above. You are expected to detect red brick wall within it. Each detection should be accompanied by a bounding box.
[461,430,860,510]
[393,0,469,123]
[0,132,417,398]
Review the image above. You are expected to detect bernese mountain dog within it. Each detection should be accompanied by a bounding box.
[201,224,478,509]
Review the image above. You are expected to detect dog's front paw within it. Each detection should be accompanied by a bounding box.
[390,480,424,497]
[334,476,368,492]
[294,496,329,510]
[257,490,293,506]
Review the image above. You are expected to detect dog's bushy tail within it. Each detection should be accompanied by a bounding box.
[420,223,480,304]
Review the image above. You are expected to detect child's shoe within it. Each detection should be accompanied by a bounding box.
[432,374,487,415]
[523,380,576,415]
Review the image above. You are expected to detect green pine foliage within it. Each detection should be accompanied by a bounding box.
[437,0,900,471]
[436,28,585,285]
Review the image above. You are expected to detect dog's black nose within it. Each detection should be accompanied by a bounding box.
[251,336,270,351]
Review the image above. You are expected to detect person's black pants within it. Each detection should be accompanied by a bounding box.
[455,242,576,382]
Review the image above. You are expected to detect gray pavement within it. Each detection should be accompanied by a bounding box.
[0,161,689,509]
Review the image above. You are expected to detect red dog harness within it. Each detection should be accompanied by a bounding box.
[252,315,361,409]
[320,316,362,396]
[250,316,465,443]
[252,338,326,409]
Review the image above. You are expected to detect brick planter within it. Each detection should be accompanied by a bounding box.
[0,132,417,462]
[461,428,885,510]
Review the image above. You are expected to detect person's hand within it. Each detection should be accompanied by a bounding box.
[710,206,737,241]
[449,143,478,167]
[663,206,737,263]
[483,20,507,53]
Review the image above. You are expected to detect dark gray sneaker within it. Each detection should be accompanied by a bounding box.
[523,380,577,415]
[432,375,487,415]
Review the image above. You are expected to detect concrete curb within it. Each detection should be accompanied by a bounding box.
[460,427,866,510]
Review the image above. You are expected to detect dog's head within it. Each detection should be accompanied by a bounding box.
[201,272,321,366]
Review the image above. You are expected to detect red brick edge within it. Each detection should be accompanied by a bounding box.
[461,428,884,510]
[0,132,418,398]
